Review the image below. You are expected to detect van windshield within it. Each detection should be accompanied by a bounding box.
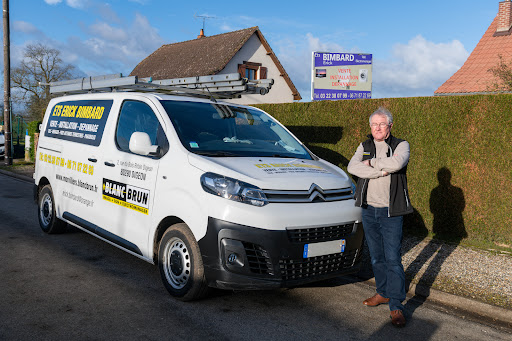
[160,101,312,159]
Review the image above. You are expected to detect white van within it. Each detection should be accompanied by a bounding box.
[34,74,363,301]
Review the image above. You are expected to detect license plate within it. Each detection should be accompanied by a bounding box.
[303,239,346,258]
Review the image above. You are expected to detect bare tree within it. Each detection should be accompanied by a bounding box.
[487,55,512,92]
[11,43,76,120]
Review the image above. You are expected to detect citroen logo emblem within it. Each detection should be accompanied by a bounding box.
[309,183,326,202]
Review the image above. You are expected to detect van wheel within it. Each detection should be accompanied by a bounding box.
[38,185,67,234]
[158,223,209,301]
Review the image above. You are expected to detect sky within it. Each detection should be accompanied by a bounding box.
[5,0,501,100]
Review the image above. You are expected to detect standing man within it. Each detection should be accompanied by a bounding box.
[347,107,412,327]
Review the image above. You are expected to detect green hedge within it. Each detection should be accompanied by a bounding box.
[255,94,512,249]
[27,120,41,161]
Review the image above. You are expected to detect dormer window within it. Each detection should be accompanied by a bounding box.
[238,61,267,80]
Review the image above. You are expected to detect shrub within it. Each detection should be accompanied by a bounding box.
[27,120,42,161]
[255,94,512,248]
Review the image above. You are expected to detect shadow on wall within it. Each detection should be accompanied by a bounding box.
[285,126,349,168]
[404,167,467,316]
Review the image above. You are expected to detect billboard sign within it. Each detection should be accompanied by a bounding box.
[311,52,372,101]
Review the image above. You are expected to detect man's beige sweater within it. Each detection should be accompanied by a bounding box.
[347,140,410,208]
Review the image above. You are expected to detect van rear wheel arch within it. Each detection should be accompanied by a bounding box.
[37,183,67,234]
[36,177,51,200]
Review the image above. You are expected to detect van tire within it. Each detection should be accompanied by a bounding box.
[38,185,67,234]
[158,223,209,301]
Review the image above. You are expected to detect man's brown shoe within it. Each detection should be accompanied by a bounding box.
[390,310,406,327]
[363,293,390,307]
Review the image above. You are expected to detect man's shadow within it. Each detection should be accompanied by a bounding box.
[404,167,467,315]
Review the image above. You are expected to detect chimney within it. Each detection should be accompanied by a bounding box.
[197,29,205,39]
[497,0,512,32]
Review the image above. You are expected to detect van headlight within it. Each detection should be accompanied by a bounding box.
[201,172,268,207]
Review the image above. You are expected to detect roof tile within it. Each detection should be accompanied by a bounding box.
[436,14,512,94]
[130,27,259,79]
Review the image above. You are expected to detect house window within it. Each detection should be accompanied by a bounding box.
[238,61,267,80]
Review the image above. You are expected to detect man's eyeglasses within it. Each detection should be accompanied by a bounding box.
[370,123,389,128]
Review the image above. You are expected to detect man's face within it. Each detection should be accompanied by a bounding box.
[370,114,392,142]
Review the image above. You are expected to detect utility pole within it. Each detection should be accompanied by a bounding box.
[3,0,11,165]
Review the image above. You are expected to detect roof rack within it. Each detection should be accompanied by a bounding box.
[40,73,274,99]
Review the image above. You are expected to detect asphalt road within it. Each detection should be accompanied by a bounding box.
[1,173,510,341]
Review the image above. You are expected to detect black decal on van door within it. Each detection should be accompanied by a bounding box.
[45,100,113,146]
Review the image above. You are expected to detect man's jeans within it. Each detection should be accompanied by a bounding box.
[362,205,406,311]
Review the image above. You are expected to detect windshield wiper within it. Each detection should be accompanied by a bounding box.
[195,151,241,157]
[272,154,298,158]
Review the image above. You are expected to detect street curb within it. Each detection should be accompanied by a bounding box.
[356,277,512,331]
[0,169,34,183]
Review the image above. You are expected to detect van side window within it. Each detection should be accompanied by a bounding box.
[116,100,169,158]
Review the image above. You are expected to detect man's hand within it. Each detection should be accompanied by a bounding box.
[363,159,388,176]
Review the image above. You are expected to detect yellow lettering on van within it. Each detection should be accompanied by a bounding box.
[88,165,94,175]
[255,163,271,168]
[72,161,77,170]
[67,160,72,169]
[83,164,88,174]
[52,105,63,116]
[60,105,78,118]
[293,164,322,169]
[270,163,292,168]
[77,162,82,173]
[76,106,104,120]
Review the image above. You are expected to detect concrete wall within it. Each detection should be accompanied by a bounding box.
[220,34,297,105]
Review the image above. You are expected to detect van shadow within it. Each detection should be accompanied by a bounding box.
[285,126,349,168]
[403,167,467,315]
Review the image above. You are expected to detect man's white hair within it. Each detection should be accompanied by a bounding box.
[369,107,393,125]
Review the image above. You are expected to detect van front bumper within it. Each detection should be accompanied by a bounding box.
[198,217,364,290]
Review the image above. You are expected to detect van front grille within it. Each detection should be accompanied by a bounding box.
[263,184,353,203]
[242,242,274,275]
[279,250,358,281]
[287,223,354,244]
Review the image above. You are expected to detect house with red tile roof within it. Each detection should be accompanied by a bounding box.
[435,0,512,95]
[131,26,301,104]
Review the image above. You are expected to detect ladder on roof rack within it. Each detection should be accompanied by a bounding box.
[40,73,274,99]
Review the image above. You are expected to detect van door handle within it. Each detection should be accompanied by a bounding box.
[104,161,115,167]
[88,158,97,163]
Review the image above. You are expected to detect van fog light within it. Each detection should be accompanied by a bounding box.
[201,172,268,207]
[228,253,238,264]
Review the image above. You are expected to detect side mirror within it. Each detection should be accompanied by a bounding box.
[129,132,158,156]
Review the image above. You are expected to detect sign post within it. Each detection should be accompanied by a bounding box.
[311,51,372,101]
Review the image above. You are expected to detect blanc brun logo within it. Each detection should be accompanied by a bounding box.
[102,178,150,214]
